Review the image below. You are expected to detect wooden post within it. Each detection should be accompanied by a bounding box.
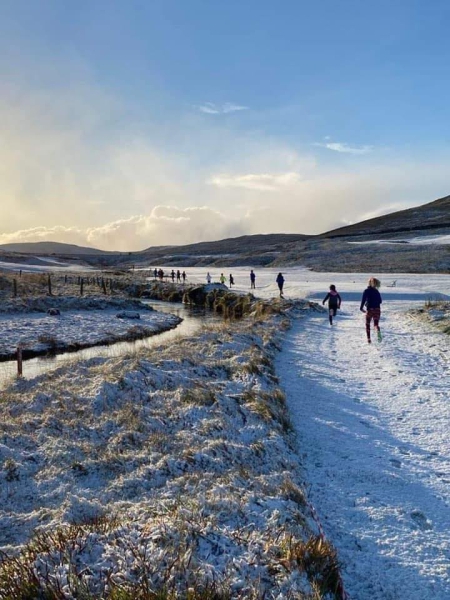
[13,279,17,297]
[17,346,23,377]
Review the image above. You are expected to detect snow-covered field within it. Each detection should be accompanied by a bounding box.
[0,304,181,361]
[0,258,93,272]
[150,267,450,599]
[0,264,449,598]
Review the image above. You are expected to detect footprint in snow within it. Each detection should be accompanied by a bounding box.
[410,510,433,531]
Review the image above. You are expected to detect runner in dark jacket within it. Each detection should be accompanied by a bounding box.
[323,284,342,325]
[276,273,285,298]
[360,277,382,343]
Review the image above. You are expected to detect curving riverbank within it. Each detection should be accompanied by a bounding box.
[0,296,182,362]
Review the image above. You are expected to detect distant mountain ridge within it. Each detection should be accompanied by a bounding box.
[321,194,450,238]
[0,241,113,255]
[1,194,449,273]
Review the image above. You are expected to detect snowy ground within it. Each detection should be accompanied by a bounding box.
[151,267,450,598]
[0,258,93,272]
[0,297,181,360]
[1,264,449,598]
[276,298,450,599]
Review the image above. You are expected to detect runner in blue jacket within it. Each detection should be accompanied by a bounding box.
[360,277,382,343]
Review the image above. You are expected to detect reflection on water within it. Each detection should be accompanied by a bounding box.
[0,300,216,387]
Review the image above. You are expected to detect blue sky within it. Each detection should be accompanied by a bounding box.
[0,0,449,250]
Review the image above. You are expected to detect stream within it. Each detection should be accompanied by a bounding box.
[0,300,215,388]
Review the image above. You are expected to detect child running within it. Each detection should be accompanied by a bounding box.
[322,284,342,325]
[360,277,382,343]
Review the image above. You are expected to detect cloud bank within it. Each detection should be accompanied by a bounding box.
[0,207,245,252]
[1,79,449,252]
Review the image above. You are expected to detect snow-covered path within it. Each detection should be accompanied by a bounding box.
[277,300,450,600]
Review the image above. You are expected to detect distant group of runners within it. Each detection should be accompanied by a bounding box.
[153,268,187,283]
[205,269,286,298]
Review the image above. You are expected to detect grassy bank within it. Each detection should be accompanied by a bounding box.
[0,299,342,599]
[410,300,450,335]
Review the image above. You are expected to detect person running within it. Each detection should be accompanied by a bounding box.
[219,273,226,284]
[182,271,187,283]
[360,277,382,343]
[322,284,342,325]
[276,272,285,298]
[206,272,212,284]
[171,270,175,282]
[250,270,256,289]
[229,274,234,287]
[176,270,181,282]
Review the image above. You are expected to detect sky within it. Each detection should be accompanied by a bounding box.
[1,0,449,251]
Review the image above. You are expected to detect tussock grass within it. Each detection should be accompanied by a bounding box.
[180,386,216,407]
[411,300,450,336]
[278,535,342,599]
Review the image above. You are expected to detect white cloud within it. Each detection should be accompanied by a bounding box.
[197,102,249,115]
[1,76,449,250]
[0,207,246,252]
[222,103,248,113]
[208,172,303,192]
[315,142,374,155]
[197,103,220,114]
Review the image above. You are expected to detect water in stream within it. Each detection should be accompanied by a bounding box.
[0,301,214,388]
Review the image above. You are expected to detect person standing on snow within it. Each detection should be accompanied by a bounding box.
[322,284,342,325]
[276,272,285,298]
[250,270,256,289]
[206,272,212,284]
[219,273,226,284]
[360,277,382,343]
[229,274,234,287]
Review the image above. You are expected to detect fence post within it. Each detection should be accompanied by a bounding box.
[17,345,23,377]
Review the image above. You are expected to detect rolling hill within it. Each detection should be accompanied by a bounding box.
[1,194,449,273]
[0,241,113,255]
